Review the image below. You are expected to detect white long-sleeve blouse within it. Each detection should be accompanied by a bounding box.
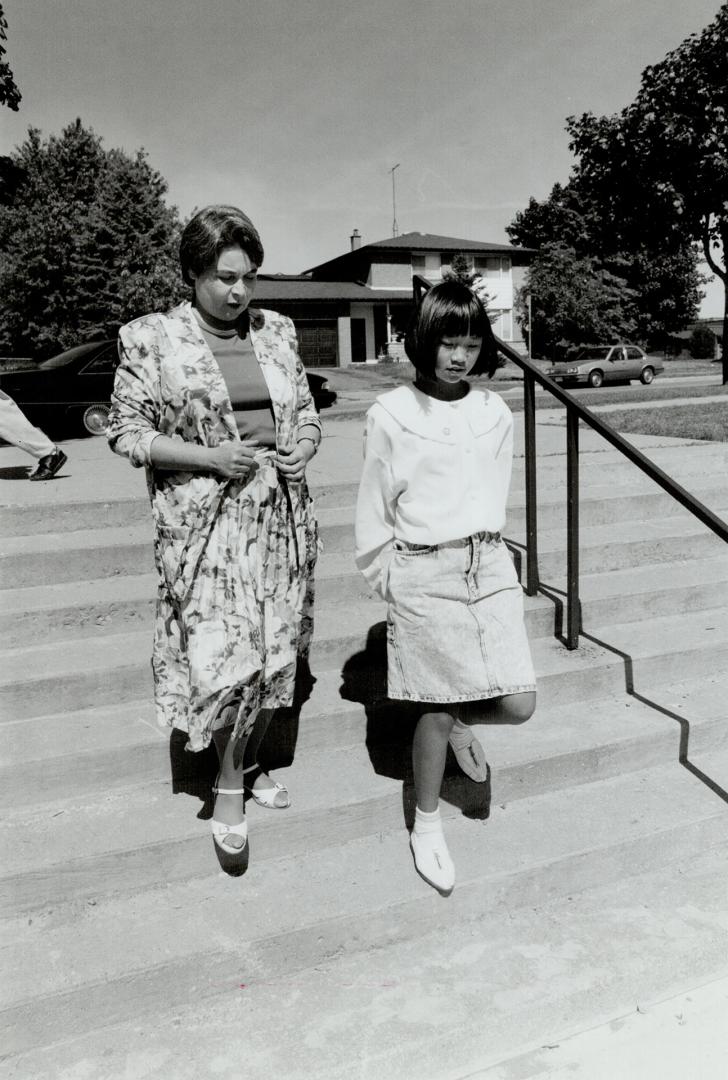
[354,383,514,598]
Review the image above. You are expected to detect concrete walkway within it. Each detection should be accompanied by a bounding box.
[2,391,728,1080]
[471,974,728,1079]
[1,398,721,512]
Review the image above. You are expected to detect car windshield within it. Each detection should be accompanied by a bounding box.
[39,343,108,370]
[572,346,613,361]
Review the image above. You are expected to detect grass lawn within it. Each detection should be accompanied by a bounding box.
[525,381,728,411]
[598,400,728,442]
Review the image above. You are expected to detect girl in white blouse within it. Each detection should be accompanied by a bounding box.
[355,281,536,894]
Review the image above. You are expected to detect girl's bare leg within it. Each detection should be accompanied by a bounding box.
[411,709,456,893]
[412,709,456,811]
[462,690,537,727]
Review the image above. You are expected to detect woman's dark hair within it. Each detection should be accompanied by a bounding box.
[179,205,265,284]
[404,279,499,378]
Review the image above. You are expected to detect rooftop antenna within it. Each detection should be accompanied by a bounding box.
[389,163,400,237]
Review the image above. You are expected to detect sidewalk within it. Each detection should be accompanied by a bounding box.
[470,973,728,1079]
[1,406,718,514]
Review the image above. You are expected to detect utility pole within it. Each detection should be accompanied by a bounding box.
[389,163,400,237]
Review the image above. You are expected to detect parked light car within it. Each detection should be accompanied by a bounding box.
[546,345,664,388]
[0,339,336,436]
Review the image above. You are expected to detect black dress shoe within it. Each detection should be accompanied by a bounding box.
[29,448,67,481]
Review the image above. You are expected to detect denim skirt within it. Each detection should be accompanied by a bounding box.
[385,532,536,703]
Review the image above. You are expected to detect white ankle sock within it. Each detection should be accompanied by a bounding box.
[448,719,473,749]
[413,806,442,833]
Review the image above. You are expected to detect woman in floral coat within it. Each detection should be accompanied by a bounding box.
[108,205,321,865]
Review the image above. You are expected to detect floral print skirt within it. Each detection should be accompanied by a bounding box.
[151,456,318,751]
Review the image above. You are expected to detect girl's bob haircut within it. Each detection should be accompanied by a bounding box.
[179,204,265,285]
[404,279,500,378]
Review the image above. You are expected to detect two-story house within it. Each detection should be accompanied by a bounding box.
[254,231,534,367]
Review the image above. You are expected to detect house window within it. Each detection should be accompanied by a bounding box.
[490,310,513,340]
[411,253,444,279]
[474,257,511,279]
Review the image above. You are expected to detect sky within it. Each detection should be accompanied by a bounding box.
[1,0,723,314]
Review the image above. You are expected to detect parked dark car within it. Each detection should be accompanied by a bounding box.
[546,344,663,388]
[0,339,336,436]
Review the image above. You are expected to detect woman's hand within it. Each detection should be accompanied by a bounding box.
[276,440,315,484]
[209,440,260,478]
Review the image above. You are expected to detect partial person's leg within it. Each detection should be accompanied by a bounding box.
[211,703,250,851]
[449,706,488,782]
[242,707,290,808]
[450,692,535,781]
[0,392,56,458]
[411,708,456,892]
[463,691,536,726]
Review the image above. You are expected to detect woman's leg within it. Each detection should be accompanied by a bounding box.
[410,708,457,893]
[241,707,290,807]
[243,707,274,788]
[211,705,249,851]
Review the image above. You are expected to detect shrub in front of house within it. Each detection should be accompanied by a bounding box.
[689,325,717,359]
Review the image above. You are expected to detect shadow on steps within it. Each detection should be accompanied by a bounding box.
[339,620,493,826]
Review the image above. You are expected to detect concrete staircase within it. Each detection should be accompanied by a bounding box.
[1,417,728,1079]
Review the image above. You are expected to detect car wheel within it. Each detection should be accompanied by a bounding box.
[640,366,655,385]
[587,370,604,388]
[83,403,111,435]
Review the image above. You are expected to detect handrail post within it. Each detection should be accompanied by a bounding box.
[566,406,581,648]
[523,369,539,596]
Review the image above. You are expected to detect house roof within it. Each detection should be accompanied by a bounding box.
[304,231,534,275]
[254,276,409,303]
[366,232,529,253]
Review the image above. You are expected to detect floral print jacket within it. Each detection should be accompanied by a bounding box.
[107,302,321,606]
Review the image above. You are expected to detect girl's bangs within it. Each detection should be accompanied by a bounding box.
[440,294,488,339]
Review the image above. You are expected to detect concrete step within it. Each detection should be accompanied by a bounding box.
[0,516,354,589]
[1,604,721,721]
[1,667,725,889]
[2,750,727,1061]
[7,837,727,1079]
[0,566,562,649]
[4,549,728,651]
[2,600,726,729]
[3,668,726,781]
[3,496,726,602]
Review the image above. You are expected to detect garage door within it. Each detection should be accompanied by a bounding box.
[296,322,338,367]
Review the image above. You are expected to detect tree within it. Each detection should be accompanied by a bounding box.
[508,175,703,350]
[444,252,474,284]
[690,325,717,359]
[567,3,728,381]
[0,120,184,357]
[0,4,21,111]
[514,244,639,360]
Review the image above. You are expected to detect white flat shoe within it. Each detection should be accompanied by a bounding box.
[410,831,455,895]
[449,724,488,782]
[211,779,248,855]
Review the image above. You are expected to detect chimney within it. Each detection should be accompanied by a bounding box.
[350,229,361,251]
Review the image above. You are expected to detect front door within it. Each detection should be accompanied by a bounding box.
[351,319,367,363]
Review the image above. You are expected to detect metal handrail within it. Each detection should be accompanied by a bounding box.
[496,336,728,648]
[410,274,728,649]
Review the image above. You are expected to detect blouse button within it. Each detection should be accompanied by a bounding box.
[443,427,451,435]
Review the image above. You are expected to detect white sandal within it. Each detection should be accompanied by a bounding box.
[243,764,291,809]
[211,779,248,855]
